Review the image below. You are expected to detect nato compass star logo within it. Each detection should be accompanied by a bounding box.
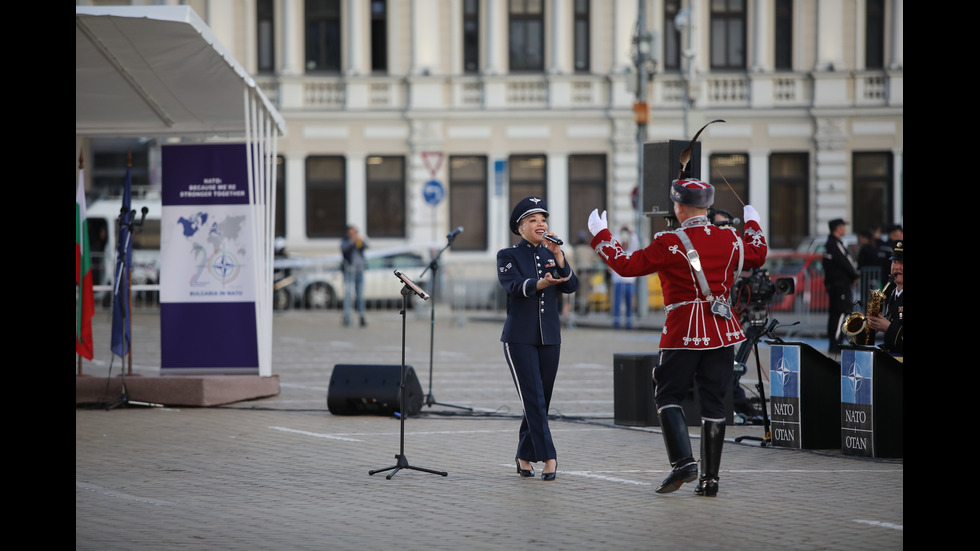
[209,249,241,284]
[772,356,798,397]
[842,357,870,401]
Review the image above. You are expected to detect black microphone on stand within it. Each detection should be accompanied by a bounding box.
[447,226,464,240]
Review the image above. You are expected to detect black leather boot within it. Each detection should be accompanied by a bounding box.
[655,407,698,494]
[695,419,725,496]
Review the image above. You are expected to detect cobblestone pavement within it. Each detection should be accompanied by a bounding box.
[76,308,902,551]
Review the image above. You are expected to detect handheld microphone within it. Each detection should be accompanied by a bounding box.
[544,234,563,246]
[447,226,464,239]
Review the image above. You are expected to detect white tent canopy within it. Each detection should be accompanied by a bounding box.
[76,5,284,138]
[76,5,284,377]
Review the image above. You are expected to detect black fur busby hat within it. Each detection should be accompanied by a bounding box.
[510,196,549,235]
[670,178,715,208]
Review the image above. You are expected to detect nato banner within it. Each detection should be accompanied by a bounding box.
[159,143,259,374]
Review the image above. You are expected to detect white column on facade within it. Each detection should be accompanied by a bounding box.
[889,0,903,69]
[814,0,843,71]
[549,0,570,74]
[891,148,903,225]
[547,152,569,241]
[613,0,636,73]
[284,152,306,247]
[279,0,302,75]
[484,0,504,75]
[346,0,366,75]
[346,153,367,231]
[747,149,770,235]
[750,0,769,72]
[411,0,440,75]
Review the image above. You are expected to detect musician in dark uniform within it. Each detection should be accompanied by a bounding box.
[866,241,903,357]
[588,178,768,496]
[497,197,579,481]
[823,218,860,354]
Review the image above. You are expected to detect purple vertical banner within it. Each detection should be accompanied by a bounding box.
[159,143,259,374]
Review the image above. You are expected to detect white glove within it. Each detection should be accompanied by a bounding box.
[588,209,608,236]
[743,205,761,224]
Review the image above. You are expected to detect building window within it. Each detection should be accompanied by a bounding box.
[463,0,480,73]
[508,154,547,244]
[370,0,388,73]
[710,0,746,70]
[664,0,682,71]
[573,0,590,72]
[366,156,405,238]
[305,0,341,73]
[306,156,346,238]
[709,153,748,222]
[865,0,885,69]
[852,152,893,236]
[257,0,275,73]
[274,156,286,238]
[774,0,792,70]
[768,153,809,249]
[509,0,544,72]
[449,156,488,251]
[568,155,606,243]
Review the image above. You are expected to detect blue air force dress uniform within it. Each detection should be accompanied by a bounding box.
[497,197,579,471]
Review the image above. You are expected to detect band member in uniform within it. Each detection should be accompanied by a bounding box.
[866,241,903,356]
[823,218,859,353]
[497,197,579,480]
[587,178,767,496]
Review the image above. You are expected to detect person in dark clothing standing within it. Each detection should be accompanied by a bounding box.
[497,197,579,481]
[822,218,859,353]
[341,225,368,327]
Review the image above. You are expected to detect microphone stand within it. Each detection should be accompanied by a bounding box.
[417,230,472,412]
[106,207,159,410]
[369,271,448,479]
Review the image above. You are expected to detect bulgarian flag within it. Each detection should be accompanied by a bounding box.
[76,160,94,360]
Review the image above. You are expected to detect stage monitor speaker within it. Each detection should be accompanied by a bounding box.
[327,364,423,417]
[613,353,733,427]
[643,140,702,235]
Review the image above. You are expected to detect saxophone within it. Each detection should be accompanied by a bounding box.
[842,276,894,345]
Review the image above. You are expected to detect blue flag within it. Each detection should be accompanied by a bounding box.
[110,165,132,358]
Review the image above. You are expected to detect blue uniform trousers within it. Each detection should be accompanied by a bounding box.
[504,342,559,462]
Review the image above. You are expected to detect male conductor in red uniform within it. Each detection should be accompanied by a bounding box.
[588,178,768,496]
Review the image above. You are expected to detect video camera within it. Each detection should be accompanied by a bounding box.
[732,268,795,313]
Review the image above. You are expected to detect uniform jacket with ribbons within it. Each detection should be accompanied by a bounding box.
[497,239,579,345]
[590,216,768,350]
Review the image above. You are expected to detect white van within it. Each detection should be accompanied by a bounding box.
[85,194,162,302]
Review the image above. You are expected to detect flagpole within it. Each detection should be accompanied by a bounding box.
[126,151,133,376]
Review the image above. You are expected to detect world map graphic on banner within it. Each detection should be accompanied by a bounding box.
[160,204,255,303]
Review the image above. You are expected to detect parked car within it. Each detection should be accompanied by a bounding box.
[761,251,827,312]
[275,249,430,310]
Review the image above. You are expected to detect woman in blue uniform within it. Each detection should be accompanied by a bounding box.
[497,197,579,480]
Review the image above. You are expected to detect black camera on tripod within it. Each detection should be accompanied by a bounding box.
[732,268,795,312]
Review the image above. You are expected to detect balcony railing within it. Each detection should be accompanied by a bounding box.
[253,69,895,114]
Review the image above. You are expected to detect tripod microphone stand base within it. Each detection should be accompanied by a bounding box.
[424,393,473,412]
[369,454,448,480]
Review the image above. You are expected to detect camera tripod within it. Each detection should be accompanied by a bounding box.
[733,315,783,447]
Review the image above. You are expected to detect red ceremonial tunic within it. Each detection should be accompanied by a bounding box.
[591,216,767,350]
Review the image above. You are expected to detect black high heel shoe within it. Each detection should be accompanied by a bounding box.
[516,459,534,478]
[541,460,557,481]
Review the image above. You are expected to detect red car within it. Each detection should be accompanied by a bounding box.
[762,252,827,312]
